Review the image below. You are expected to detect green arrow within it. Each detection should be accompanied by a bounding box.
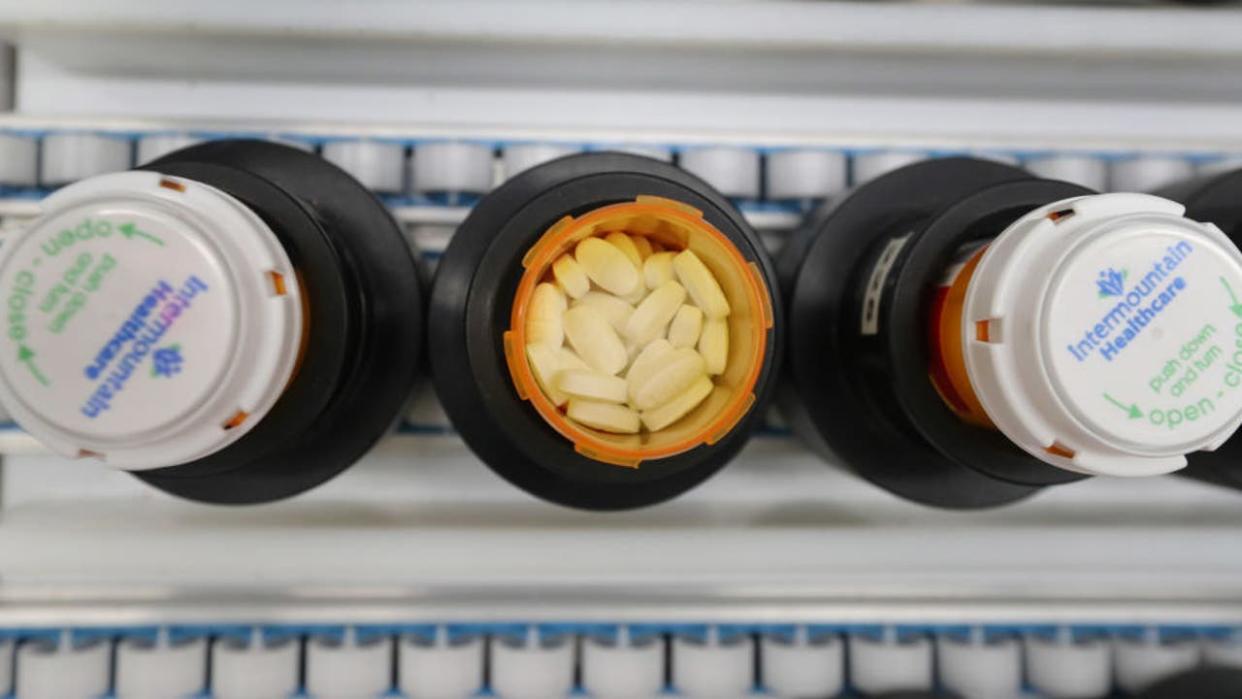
[1103,392,1142,419]
[1222,277,1242,319]
[118,222,164,246]
[17,345,49,386]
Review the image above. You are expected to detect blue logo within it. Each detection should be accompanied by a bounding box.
[151,344,183,378]
[1096,268,1127,298]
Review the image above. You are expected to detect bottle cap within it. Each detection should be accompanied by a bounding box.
[0,171,302,469]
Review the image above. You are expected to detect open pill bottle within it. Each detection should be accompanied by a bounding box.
[0,140,423,503]
[780,157,1242,508]
[430,152,781,510]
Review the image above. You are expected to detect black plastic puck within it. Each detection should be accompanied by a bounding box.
[131,140,423,504]
[1135,665,1242,699]
[429,152,782,510]
[780,157,1093,509]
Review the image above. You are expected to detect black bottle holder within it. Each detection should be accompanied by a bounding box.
[429,152,783,510]
[132,140,423,504]
[1157,168,1242,492]
[779,157,1095,509]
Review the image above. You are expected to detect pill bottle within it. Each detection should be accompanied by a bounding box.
[0,140,423,503]
[780,157,1242,508]
[430,152,781,510]
[1156,166,1242,492]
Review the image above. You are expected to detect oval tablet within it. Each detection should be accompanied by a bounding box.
[626,339,675,403]
[568,399,641,434]
[643,252,675,290]
[574,291,635,333]
[631,348,705,411]
[558,369,628,403]
[640,375,715,431]
[699,317,729,375]
[605,231,644,269]
[552,253,590,299]
[673,249,730,318]
[565,304,629,375]
[631,235,654,260]
[624,280,686,345]
[667,305,704,349]
[576,237,640,295]
[526,343,569,406]
[526,282,567,347]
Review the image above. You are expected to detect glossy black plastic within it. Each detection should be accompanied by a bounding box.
[780,157,1093,509]
[429,152,782,510]
[134,140,423,504]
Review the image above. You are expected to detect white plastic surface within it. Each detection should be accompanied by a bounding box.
[581,632,664,699]
[398,633,484,699]
[0,134,37,186]
[0,171,303,469]
[963,193,1242,476]
[938,632,1022,699]
[761,630,844,699]
[849,632,933,695]
[852,151,928,184]
[305,630,393,699]
[41,133,131,186]
[1112,155,1196,193]
[1026,634,1112,699]
[501,143,579,179]
[766,149,847,201]
[1114,633,1202,695]
[14,634,110,699]
[114,633,207,699]
[322,139,406,193]
[1025,154,1109,191]
[678,146,760,200]
[671,631,753,699]
[135,134,201,165]
[490,630,575,699]
[411,142,493,195]
[211,633,300,699]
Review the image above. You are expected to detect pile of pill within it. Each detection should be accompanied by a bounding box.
[525,232,731,435]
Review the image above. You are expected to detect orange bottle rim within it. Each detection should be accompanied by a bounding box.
[504,196,772,468]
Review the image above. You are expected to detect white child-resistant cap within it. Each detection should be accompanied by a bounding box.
[964,193,1242,476]
[0,171,303,470]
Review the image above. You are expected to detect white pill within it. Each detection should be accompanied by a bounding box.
[526,283,567,347]
[576,237,640,296]
[565,305,629,375]
[559,348,591,372]
[625,280,686,345]
[644,252,676,290]
[552,254,591,299]
[631,235,654,260]
[605,232,644,269]
[668,305,704,349]
[673,250,730,318]
[641,374,714,431]
[632,348,706,410]
[575,291,634,333]
[568,399,641,434]
[699,318,729,375]
[626,339,675,397]
[527,343,570,406]
[622,282,649,305]
[558,370,628,403]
